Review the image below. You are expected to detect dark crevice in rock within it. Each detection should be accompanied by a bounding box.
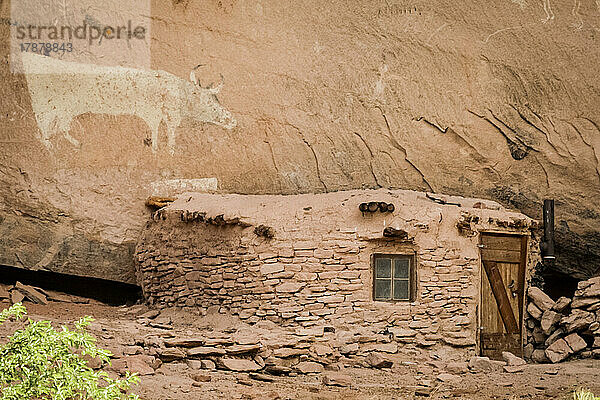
[264,140,279,174]
[488,185,600,280]
[533,155,551,188]
[539,265,579,300]
[300,136,328,192]
[413,116,448,133]
[375,105,433,191]
[0,264,141,305]
[352,131,382,188]
[280,119,328,192]
[0,210,137,284]
[487,109,536,160]
[565,119,600,184]
[467,109,532,161]
[553,229,600,279]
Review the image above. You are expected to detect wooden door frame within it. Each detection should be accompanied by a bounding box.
[477,231,529,356]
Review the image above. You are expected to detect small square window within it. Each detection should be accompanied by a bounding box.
[373,254,414,301]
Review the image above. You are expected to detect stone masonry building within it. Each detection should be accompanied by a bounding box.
[135,189,540,361]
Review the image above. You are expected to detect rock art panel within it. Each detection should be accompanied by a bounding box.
[21,52,236,154]
[150,178,218,196]
[1,0,600,283]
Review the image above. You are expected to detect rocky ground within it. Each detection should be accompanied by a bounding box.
[1,291,599,400]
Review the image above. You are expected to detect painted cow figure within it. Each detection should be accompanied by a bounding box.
[21,52,236,154]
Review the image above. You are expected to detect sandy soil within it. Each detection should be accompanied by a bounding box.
[1,299,599,400]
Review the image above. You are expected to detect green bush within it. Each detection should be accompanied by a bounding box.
[0,303,139,400]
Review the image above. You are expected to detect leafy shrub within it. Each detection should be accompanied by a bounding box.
[0,303,139,400]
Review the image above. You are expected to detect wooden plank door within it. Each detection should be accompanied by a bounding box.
[479,233,527,359]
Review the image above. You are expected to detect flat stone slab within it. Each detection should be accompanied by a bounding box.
[125,355,156,376]
[502,351,526,366]
[437,373,462,384]
[503,365,525,373]
[187,347,227,357]
[528,287,555,311]
[295,361,324,374]
[564,333,587,353]
[226,344,262,355]
[264,365,292,375]
[540,310,561,335]
[545,338,572,363]
[468,356,505,372]
[323,372,352,387]
[249,372,275,382]
[157,348,186,362]
[219,358,262,372]
[366,352,393,369]
[0,285,9,299]
[562,309,595,333]
[15,282,47,305]
[552,297,571,313]
[164,337,206,348]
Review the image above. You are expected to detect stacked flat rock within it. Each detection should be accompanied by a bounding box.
[524,277,600,363]
[141,322,405,377]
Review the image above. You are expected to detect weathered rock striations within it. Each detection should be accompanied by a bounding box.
[0,1,599,283]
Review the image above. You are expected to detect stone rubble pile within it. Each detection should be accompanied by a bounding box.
[525,277,600,363]
[0,281,49,305]
[99,308,531,391]
[131,310,398,382]
[72,309,400,387]
[0,282,101,305]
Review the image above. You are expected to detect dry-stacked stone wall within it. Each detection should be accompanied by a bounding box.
[136,189,538,360]
[524,278,600,363]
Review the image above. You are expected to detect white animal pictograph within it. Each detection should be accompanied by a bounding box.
[571,0,583,29]
[21,52,237,154]
[542,0,555,22]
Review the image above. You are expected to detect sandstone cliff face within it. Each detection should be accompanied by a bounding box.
[0,0,598,283]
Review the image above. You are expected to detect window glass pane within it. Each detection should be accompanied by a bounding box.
[394,258,409,279]
[375,258,391,278]
[375,279,391,299]
[393,279,409,300]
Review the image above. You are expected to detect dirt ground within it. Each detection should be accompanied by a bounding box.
[1,299,599,400]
